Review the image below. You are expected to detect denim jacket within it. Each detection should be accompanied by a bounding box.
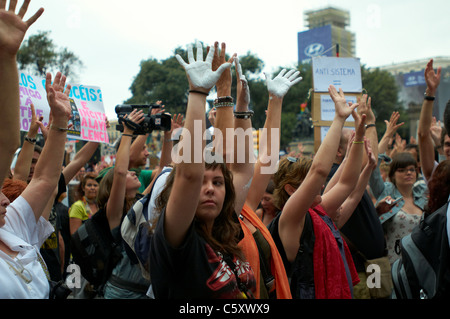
[369,154,428,224]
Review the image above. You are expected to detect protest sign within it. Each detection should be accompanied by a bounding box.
[19,71,109,143]
[320,94,357,122]
[312,56,362,92]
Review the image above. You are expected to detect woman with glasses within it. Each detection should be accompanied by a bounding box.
[369,152,428,264]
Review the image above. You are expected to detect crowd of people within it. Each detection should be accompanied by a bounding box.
[1,1,450,301]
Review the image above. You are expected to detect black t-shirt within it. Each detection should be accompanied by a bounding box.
[327,163,386,272]
[149,210,256,299]
[268,211,315,299]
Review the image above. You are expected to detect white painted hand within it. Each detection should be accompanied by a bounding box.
[176,40,233,92]
[235,57,250,108]
[265,69,302,98]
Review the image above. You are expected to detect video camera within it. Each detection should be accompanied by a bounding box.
[115,104,171,135]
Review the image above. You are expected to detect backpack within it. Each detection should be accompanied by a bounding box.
[70,208,122,293]
[120,167,172,280]
[391,200,450,299]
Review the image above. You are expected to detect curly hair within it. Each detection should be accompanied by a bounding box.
[153,160,243,260]
[272,156,312,210]
[425,160,450,217]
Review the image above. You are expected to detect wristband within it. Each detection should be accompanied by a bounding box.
[216,96,233,103]
[424,92,435,101]
[189,90,209,96]
[234,110,254,119]
[50,125,69,132]
[122,133,134,137]
[24,136,37,144]
[214,102,234,108]
[352,141,364,144]
[365,124,376,129]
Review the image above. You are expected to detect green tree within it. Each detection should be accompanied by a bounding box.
[361,66,406,139]
[126,47,190,114]
[17,30,83,79]
[125,45,402,150]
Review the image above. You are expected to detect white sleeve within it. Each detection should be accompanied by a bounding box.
[4,196,54,248]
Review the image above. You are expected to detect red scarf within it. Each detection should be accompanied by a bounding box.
[238,204,292,299]
[309,205,360,299]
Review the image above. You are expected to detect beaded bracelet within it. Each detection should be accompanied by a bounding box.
[234,110,254,119]
[214,102,234,108]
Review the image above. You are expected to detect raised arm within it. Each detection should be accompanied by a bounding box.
[245,68,302,212]
[321,110,366,219]
[336,139,377,228]
[209,42,235,164]
[142,113,183,195]
[0,1,43,186]
[12,103,42,182]
[106,109,144,230]
[21,72,71,222]
[230,57,255,214]
[165,41,232,247]
[378,111,404,155]
[357,94,378,168]
[279,85,357,261]
[418,59,441,181]
[62,141,99,184]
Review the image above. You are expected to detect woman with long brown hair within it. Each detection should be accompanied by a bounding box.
[149,41,256,299]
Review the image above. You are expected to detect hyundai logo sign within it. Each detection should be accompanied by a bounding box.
[304,43,325,57]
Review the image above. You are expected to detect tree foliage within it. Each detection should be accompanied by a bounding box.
[17,30,83,80]
[125,44,402,149]
[361,66,406,140]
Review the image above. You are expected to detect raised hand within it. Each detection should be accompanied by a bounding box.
[208,107,216,127]
[235,57,250,110]
[123,109,144,134]
[210,42,235,97]
[353,109,366,141]
[176,40,233,93]
[384,111,404,137]
[356,94,375,124]
[328,85,358,120]
[151,100,165,115]
[424,59,441,96]
[430,116,443,144]
[265,68,302,98]
[0,0,44,57]
[45,72,71,125]
[28,103,43,136]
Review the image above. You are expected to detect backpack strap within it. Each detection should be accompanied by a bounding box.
[253,230,275,295]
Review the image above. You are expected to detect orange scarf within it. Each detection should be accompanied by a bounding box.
[238,203,292,299]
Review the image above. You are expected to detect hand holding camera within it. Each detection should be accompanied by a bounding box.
[115,104,171,135]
